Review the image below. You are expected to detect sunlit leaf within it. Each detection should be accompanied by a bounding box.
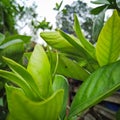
[59,30,92,60]
[6,85,64,120]
[0,70,36,100]
[27,44,52,98]
[68,60,120,119]
[2,57,42,100]
[40,31,80,57]
[96,10,120,66]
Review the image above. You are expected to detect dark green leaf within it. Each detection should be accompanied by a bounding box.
[56,54,90,80]
[91,5,108,15]
[68,60,120,119]
[0,33,5,45]
[92,9,105,42]
[0,40,24,67]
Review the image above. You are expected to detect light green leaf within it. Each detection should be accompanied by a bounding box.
[59,30,99,72]
[27,44,52,98]
[0,70,36,100]
[96,10,120,66]
[74,14,96,59]
[47,48,59,81]
[2,57,42,100]
[59,30,92,60]
[6,85,64,120]
[40,31,80,57]
[68,60,120,119]
[53,75,69,120]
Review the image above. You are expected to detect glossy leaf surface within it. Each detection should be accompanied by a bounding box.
[40,31,80,56]
[59,30,92,60]
[6,85,63,120]
[27,44,52,98]
[96,10,120,66]
[68,60,120,119]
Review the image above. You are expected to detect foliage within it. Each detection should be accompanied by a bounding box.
[41,10,120,119]
[0,33,31,68]
[0,44,69,120]
[0,1,120,120]
[53,1,63,11]
[91,0,120,42]
[0,32,31,119]
[31,18,52,31]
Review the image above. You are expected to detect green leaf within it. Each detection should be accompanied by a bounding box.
[57,54,90,80]
[6,85,64,120]
[27,44,52,98]
[0,33,5,45]
[91,0,110,4]
[91,5,108,15]
[40,31,80,57]
[59,30,91,60]
[53,75,69,120]
[3,35,31,44]
[47,48,59,80]
[68,60,120,119]
[2,57,42,100]
[92,9,105,42]
[96,10,120,66]
[0,70,36,100]
[0,40,24,66]
[59,30,99,72]
[74,14,96,59]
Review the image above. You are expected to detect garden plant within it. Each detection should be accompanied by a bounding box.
[0,0,120,120]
